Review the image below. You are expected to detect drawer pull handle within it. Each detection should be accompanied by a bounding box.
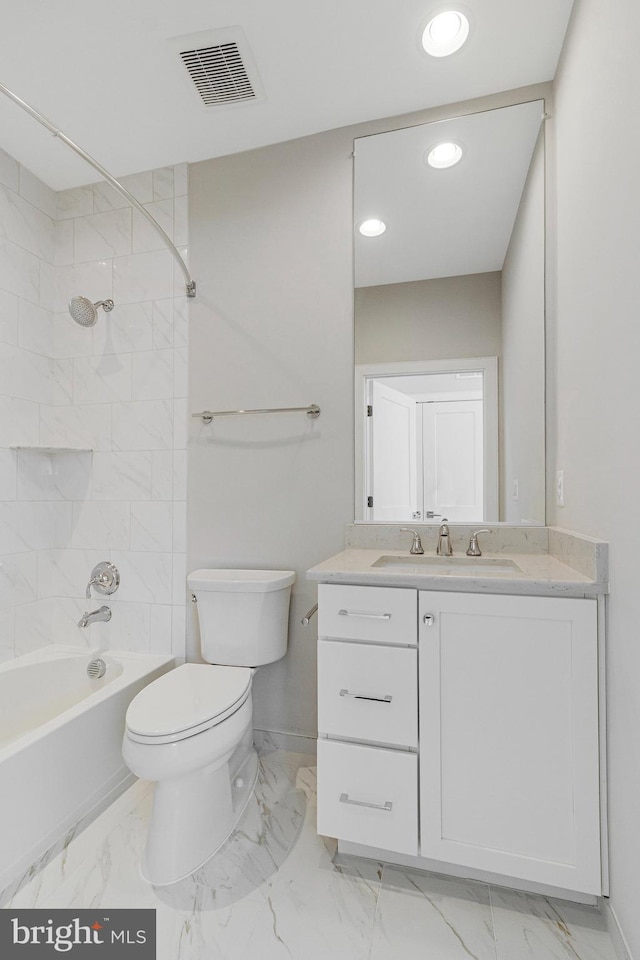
[339,792,393,812]
[338,609,392,620]
[423,614,435,626]
[339,688,392,703]
[340,687,393,703]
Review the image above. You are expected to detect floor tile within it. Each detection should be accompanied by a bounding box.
[252,793,382,960]
[370,867,497,960]
[490,887,619,960]
[3,749,621,960]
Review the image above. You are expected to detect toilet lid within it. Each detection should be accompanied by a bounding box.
[126,663,252,742]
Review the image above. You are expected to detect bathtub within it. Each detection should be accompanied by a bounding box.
[0,645,173,892]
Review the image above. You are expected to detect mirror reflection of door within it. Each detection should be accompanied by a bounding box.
[421,398,483,522]
[369,379,418,520]
[358,359,498,523]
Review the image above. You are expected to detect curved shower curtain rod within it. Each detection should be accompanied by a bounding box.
[0,81,196,298]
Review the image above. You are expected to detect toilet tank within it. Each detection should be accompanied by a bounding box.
[187,569,296,667]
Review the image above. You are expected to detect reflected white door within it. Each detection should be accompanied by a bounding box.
[422,400,483,522]
[369,380,418,520]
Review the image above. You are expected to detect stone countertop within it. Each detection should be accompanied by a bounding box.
[307,548,607,598]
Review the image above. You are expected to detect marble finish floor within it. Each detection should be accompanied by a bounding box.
[2,747,619,960]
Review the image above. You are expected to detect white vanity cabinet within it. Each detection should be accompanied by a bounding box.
[316,581,602,897]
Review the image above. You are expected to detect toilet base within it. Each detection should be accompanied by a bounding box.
[141,742,259,886]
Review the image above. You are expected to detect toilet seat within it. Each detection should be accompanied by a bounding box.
[125,663,252,745]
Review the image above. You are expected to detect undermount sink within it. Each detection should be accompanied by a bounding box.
[371,555,523,576]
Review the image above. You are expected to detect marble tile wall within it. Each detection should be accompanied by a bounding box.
[0,147,189,661]
[0,146,56,661]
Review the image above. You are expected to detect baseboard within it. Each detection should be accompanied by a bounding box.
[604,901,634,960]
[254,728,317,758]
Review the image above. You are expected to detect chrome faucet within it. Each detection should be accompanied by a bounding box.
[400,527,424,555]
[436,520,453,556]
[78,605,112,628]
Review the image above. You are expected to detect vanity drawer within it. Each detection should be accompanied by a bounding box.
[318,640,417,747]
[317,739,418,855]
[318,584,416,645]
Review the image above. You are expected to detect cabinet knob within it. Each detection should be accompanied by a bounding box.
[423,614,435,626]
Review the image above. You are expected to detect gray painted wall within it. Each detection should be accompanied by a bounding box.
[354,272,502,364]
[188,128,355,737]
[501,131,546,524]
[550,0,640,953]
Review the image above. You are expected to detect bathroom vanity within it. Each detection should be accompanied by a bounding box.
[308,527,608,902]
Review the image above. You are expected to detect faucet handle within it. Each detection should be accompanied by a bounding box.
[399,527,425,555]
[466,528,492,557]
[85,561,120,600]
[85,575,102,600]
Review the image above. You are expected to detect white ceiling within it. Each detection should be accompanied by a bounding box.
[354,100,544,287]
[0,0,574,191]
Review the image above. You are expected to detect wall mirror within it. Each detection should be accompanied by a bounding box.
[353,100,546,525]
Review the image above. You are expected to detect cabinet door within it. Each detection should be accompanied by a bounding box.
[419,591,600,894]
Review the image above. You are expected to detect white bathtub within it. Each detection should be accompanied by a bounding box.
[0,645,173,892]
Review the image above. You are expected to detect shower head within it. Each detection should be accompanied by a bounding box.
[68,296,114,327]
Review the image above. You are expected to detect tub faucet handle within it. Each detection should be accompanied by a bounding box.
[85,561,120,600]
[85,575,102,599]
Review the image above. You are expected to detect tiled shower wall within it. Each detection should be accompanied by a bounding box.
[0,147,56,660]
[0,147,188,661]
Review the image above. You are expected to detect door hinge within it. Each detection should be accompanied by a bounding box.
[367,405,373,417]
[367,496,374,508]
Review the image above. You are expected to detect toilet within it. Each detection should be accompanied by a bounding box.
[122,568,295,885]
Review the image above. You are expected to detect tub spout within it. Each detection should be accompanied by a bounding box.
[78,605,112,628]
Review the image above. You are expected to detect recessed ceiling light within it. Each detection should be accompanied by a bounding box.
[426,141,463,168]
[359,219,387,237]
[421,10,470,57]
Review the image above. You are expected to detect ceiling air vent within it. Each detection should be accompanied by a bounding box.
[180,41,256,106]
